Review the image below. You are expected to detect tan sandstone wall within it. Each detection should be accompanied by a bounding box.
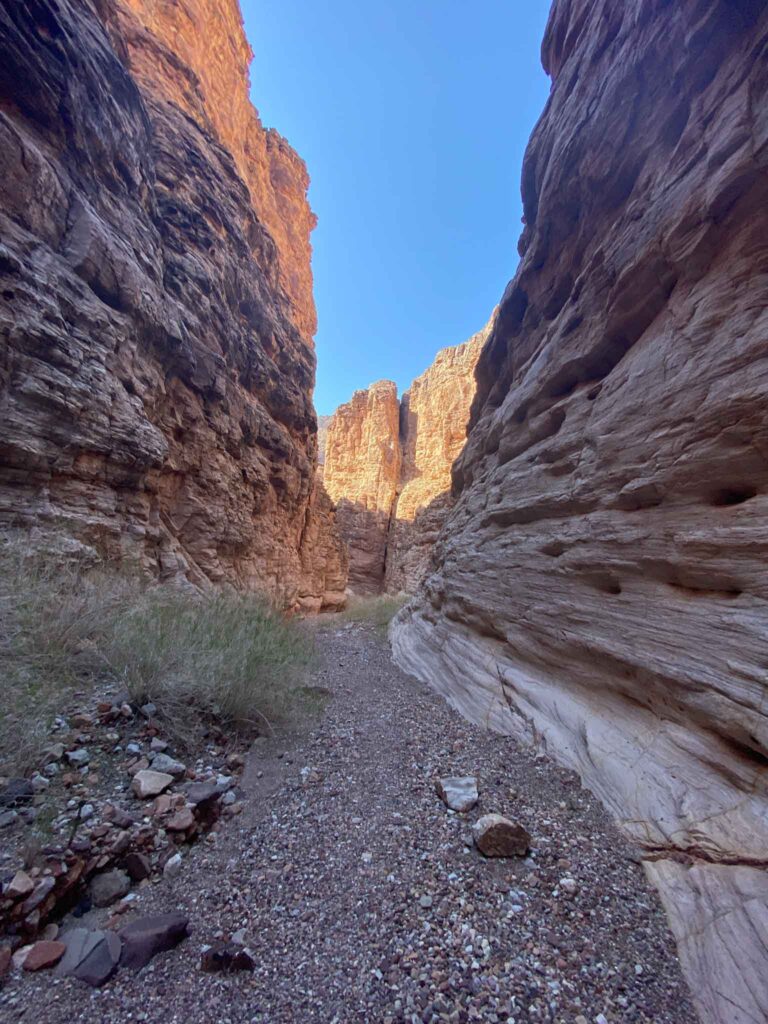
[385,318,492,593]
[323,381,401,594]
[324,322,489,595]
[0,0,346,609]
[391,2,768,1020]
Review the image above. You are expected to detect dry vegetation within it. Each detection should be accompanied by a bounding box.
[339,593,408,632]
[0,544,313,774]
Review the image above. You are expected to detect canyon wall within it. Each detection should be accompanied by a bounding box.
[392,1,768,1020]
[385,319,493,593]
[323,380,402,594]
[323,321,489,594]
[0,0,346,609]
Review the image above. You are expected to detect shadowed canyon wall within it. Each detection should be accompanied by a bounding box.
[392,2,768,1020]
[0,0,346,609]
[323,320,492,594]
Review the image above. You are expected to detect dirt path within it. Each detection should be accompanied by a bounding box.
[6,621,695,1023]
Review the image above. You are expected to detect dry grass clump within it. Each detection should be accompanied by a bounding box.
[0,543,312,774]
[340,593,408,632]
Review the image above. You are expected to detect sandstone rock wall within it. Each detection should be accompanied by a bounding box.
[0,0,345,609]
[392,2,768,1019]
[323,323,488,595]
[323,381,401,593]
[386,320,492,593]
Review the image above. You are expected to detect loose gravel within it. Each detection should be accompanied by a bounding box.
[2,620,696,1023]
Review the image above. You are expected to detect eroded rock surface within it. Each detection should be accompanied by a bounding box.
[386,319,491,593]
[324,322,489,594]
[0,0,345,608]
[392,1,768,1019]
[323,381,402,593]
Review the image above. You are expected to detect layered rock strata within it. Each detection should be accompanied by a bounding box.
[385,319,493,593]
[0,0,346,609]
[323,321,489,594]
[392,2,768,1020]
[323,381,402,593]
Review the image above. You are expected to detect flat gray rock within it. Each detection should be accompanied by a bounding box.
[150,753,187,778]
[132,769,173,798]
[435,776,478,812]
[57,928,122,987]
[90,869,131,908]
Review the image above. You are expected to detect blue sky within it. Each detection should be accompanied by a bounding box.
[241,1,552,415]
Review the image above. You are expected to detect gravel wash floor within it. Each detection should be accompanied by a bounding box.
[2,620,696,1024]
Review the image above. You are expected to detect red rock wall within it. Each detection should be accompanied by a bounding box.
[323,323,489,596]
[392,2,768,1019]
[0,0,345,609]
[323,381,402,594]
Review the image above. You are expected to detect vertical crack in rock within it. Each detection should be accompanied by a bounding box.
[0,0,346,608]
[391,1,768,1020]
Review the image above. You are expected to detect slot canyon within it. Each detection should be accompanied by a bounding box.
[0,1,766,1022]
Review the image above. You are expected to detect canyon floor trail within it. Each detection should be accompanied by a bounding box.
[11,622,695,1023]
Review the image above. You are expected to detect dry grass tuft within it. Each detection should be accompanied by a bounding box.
[0,543,313,774]
[339,593,408,632]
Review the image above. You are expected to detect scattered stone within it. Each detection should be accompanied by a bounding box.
[150,753,187,778]
[140,703,157,719]
[6,870,35,899]
[119,912,189,969]
[12,945,33,971]
[436,776,479,812]
[22,877,55,913]
[124,852,152,881]
[0,777,34,807]
[0,945,10,981]
[57,928,122,987]
[104,804,135,828]
[65,749,90,768]
[30,773,50,793]
[472,814,531,857]
[90,869,131,907]
[419,894,433,909]
[23,940,66,972]
[559,876,578,898]
[182,781,219,805]
[201,941,255,973]
[132,769,174,798]
[150,738,168,752]
[0,810,17,829]
[163,853,183,879]
[44,742,65,761]
[166,807,195,831]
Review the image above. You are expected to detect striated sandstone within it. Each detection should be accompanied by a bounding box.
[385,318,492,593]
[323,381,401,594]
[392,1,768,1020]
[324,322,489,595]
[0,0,345,608]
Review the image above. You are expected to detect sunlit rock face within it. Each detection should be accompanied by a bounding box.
[324,322,489,595]
[323,381,402,594]
[385,319,492,593]
[0,0,346,608]
[392,1,768,1019]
